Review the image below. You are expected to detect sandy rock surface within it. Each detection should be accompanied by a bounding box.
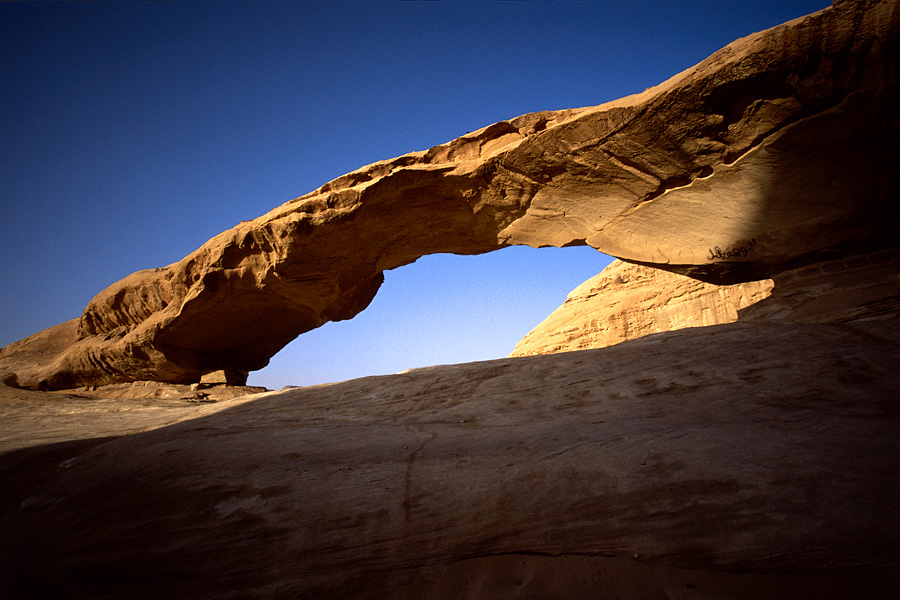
[511,259,773,357]
[740,247,900,324]
[2,0,897,389]
[1,3,898,598]
[2,317,898,598]
[0,383,267,454]
[512,248,900,357]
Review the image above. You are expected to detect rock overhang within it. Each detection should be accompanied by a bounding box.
[1,0,898,389]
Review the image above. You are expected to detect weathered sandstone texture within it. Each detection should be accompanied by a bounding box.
[2,316,898,598]
[511,259,774,357]
[740,247,900,323]
[0,384,266,455]
[1,0,897,389]
[511,247,900,357]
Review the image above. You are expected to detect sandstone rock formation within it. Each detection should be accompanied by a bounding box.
[1,0,898,389]
[2,315,898,598]
[740,247,900,323]
[511,259,774,357]
[511,247,900,357]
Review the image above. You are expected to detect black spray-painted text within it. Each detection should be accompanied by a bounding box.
[707,238,757,261]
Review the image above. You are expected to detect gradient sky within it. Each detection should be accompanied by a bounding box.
[1,1,831,389]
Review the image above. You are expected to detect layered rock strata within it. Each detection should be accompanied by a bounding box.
[740,246,900,323]
[2,0,898,388]
[511,259,774,357]
[511,247,900,356]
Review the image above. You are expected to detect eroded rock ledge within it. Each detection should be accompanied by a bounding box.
[2,0,898,389]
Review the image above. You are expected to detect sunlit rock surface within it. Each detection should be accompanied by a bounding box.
[511,259,774,357]
[2,5,899,593]
[511,248,900,357]
[1,0,897,389]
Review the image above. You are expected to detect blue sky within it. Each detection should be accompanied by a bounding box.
[1,1,830,389]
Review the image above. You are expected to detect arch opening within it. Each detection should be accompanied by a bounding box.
[249,246,613,389]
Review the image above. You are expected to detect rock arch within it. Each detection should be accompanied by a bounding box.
[2,0,898,389]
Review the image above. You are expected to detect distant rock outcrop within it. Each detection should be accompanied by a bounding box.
[1,0,898,389]
[511,259,774,357]
[511,247,900,357]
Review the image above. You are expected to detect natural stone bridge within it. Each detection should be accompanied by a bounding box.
[1,0,897,389]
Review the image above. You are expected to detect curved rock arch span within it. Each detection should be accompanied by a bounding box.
[2,0,898,389]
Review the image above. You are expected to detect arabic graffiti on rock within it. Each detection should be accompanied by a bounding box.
[707,238,758,261]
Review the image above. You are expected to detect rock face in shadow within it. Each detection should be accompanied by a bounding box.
[2,316,898,599]
[511,247,900,357]
[511,259,774,357]
[1,0,898,389]
[739,247,900,324]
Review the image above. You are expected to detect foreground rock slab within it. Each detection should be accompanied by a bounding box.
[2,318,898,599]
[2,0,898,389]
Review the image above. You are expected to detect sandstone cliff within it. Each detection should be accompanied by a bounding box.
[1,0,898,389]
[511,246,900,356]
[511,260,774,357]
